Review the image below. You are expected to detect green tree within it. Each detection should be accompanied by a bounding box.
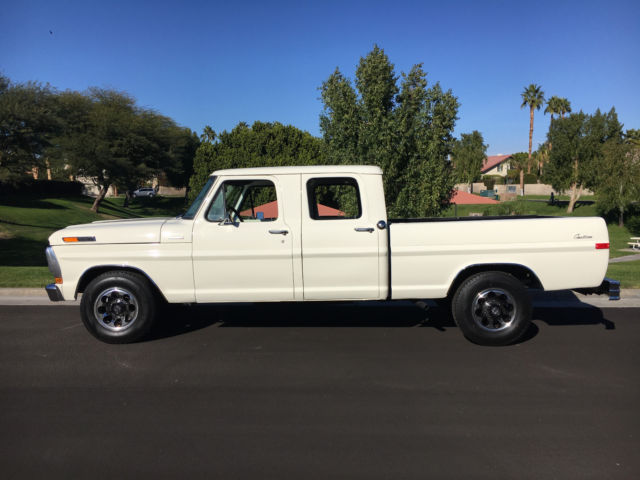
[596,139,640,226]
[521,84,545,172]
[545,108,623,212]
[189,121,325,201]
[508,152,531,195]
[544,96,562,124]
[0,75,59,181]
[200,125,216,143]
[57,88,183,212]
[451,131,487,192]
[559,97,572,118]
[320,46,459,217]
[163,127,200,200]
[625,128,640,147]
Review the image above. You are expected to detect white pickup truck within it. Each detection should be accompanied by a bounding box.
[45,165,619,345]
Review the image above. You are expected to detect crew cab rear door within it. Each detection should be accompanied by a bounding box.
[300,174,380,300]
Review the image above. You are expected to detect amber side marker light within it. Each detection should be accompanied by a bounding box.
[62,236,96,243]
[55,277,63,284]
[595,243,610,249]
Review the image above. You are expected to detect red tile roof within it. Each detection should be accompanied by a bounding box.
[451,190,499,205]
[481,154,511,173]
[240,201,344,218]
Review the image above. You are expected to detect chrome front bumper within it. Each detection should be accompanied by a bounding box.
[45,283,64,302]
[45,246,64,302]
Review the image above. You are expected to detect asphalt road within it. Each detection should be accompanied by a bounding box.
[1,303,638,479]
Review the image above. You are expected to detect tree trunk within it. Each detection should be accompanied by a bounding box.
[528,107,534,173]
[31,166,39,179]
[567,183,583,213]
[124,190,132,208]
[91,185,109,213]
[45,158,52,180]
[519,169,525,196]
[619,208,624,228]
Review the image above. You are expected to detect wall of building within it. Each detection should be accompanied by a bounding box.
[77,177,186,197]
[482,162,510,177]
[158,186,186,196]
[455,183,593,196]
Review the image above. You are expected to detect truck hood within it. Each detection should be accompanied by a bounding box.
[48,217,172,245]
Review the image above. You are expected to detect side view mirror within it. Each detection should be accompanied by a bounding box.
[218,211,235,226]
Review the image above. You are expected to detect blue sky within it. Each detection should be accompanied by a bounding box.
[2,0,639,155]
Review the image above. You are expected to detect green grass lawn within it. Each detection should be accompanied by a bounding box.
[1,194,638,288]
[520,194,595,201]
[0,195,186,287]
[606,261,640,289]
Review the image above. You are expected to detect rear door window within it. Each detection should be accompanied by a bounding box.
[306,177,362,220]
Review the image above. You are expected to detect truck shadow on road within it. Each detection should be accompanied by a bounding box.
[149,297,616,343]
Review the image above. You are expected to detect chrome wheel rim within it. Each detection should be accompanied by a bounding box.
[471,288,516,332]
[93,287,139,332]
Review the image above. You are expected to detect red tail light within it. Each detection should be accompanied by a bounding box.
[595,243,609,250]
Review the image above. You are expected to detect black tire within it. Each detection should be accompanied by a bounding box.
[451,271,531,346]
[80,270,157,344]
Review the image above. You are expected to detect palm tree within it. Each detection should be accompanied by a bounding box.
[521,84,545,173]
[200,125,216,143]
[559,97,572,118]
[544,96,562,124]
[543,96,563,174]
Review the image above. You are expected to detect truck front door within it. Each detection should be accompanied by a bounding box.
[192,177,295,302]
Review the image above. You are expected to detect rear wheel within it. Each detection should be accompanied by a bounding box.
[452,271,531,346]
[80,270,157,343]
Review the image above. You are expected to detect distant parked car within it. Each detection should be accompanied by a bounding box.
[132,187,156,198]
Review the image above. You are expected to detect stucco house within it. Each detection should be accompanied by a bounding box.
[481,154,512,177]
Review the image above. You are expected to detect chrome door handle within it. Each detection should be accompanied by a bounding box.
[354,227,374,233]
[269,229,289,235]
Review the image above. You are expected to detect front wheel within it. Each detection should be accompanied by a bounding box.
[452,271,532,346]
[80,270,157,343]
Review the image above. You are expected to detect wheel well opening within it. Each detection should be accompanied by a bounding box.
[75,266,167,302]
[446,264,543,299]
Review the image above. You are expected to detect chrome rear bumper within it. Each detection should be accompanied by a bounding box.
[574,277,621,300]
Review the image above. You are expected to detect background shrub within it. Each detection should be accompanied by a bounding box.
[0,179,84,197]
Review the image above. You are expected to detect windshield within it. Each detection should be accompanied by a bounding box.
[181,176,216,219]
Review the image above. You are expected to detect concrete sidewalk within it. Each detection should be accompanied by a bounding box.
[1,287,639,308]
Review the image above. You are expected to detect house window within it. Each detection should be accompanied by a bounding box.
[497,164,503,172]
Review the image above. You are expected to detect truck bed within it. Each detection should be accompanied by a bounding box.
[387,216,610,300]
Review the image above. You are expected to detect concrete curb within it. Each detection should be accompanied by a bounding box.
[1,288,639,308]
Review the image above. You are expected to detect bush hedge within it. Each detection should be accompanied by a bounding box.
[627,216,640,235]
[505,170,538,184]
[0,179,84,197]
[481,175,505,190]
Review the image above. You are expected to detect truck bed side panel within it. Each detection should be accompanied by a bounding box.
[389,217,609,299]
